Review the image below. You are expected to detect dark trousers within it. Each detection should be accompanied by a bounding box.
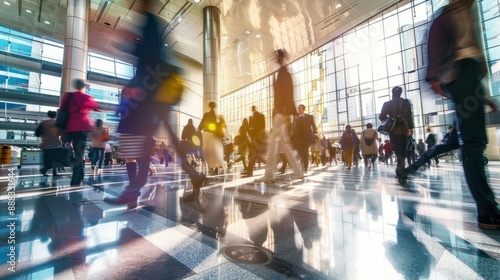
[406,150,416,166]
[94,148,105,168]
[104,152,112,165]
[66,131,87,186]
[296,144,310,171]
[363,154,377,166]
[246,140,266,176]
[389,134,408,171]
[158,108,198,178]
[411,138,459,172]
[427,145,439,165]
[443,58,498,216]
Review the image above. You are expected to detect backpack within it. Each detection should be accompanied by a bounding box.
[363,131,375,146]
[101,127,110,141]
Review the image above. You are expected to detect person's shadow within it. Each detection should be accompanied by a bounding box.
[383,206,433,280]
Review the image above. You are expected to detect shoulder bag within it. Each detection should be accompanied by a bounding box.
[378,100,404,135]
[54,92,74,129]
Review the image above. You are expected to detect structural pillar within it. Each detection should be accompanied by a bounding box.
[203,6,221,110]
[60,0,89,102]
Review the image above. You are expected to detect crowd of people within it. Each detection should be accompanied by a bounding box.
[34,0,498,230]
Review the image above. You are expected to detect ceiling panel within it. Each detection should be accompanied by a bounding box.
[0,0,403,94]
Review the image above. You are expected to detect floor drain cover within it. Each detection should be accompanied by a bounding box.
[72,201,95,205]
[220,244,272,264]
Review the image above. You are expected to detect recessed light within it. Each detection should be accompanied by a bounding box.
[25,9,32,13]
[336,4,342,9]
[178,17,182,22]
[245,30,250,34]
[44,20,50,24]
[256,34,261,38]
[194,0,201,3]
[164,43,168,47]
[4,1,11,6]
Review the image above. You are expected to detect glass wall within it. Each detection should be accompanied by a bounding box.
[220,0,495,143]
[0,25,133,142]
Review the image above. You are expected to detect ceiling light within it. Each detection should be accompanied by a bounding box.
[256,34,261,38]
[4,1,11,6]
[25,9,32,13]
[245,30,250,34]
[335,4,342,9]
[194,0,201,2]
[164,43,168,47]
[44,20,50,24]
[178,17,182,22]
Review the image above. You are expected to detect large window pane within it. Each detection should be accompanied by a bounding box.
[372,58,388,80]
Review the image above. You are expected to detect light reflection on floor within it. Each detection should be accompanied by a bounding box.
[0,161,499,279]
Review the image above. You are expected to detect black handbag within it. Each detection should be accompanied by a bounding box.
[378,100,404,135]
[54,92,74,129]
[378,117,397,135]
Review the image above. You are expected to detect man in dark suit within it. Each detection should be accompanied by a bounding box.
[379,86,414,175]
[292,104,317,173]
[248,105,265,142]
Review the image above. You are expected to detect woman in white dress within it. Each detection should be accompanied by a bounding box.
[198,102,224,175]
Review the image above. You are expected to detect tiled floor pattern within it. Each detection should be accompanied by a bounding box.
[0,160,499,279]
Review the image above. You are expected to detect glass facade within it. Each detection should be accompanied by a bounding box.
[220,0,500,143]
[0,25,132,141]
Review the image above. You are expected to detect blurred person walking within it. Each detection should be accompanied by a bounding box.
[248,105,265,142]
[181,119,198,167]
[255,49,303,183]
[339,125,358,169]
[228,118,251,172]
[89,119,106,175]
[292,104,317,172]
[105,1,205,207]
[198,102,225,175]
[406,131,417,166]
[425,127,439,166]
[36,110,62,177]
[379,86,414,175]
[360,123,378,169]
[219,115,233,166]
[402,0,500,229]
[53,79,99,186]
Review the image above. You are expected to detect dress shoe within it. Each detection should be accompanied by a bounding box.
[40,168,48,177]
[184,174,206,201]
[478,215,500,230]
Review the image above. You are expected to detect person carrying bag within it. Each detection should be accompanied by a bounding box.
[378,86,414,176]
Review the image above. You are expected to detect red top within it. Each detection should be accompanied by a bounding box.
[60,91,99,132]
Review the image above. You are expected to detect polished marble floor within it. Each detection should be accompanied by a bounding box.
[0,159,499,280]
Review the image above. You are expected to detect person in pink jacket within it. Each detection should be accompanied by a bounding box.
[55,79,99,186]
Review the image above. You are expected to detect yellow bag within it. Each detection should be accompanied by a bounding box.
[155,74,184,104]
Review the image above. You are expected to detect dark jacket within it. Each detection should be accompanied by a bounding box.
[426,3,486,86]
[198,110,218,133]
[273,66,297,116]
[36,119,61,148]
[425,133,437,148]
[249,111,265,140]
[292,113,317,147]
[117,12,165,135]
[182,123,197,141]
[340,130,359,148]
[379,97,414,136]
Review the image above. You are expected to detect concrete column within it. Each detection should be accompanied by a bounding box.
[203,6,221,110]
[60,0,89,101]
